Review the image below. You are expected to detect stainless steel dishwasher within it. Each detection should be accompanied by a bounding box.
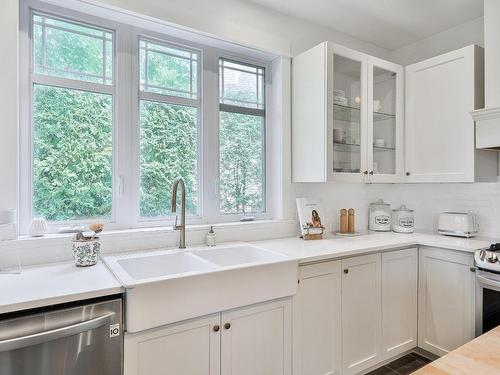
[0,296,123,375]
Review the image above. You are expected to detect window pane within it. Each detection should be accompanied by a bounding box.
[219,59,265,109]
[219,111,264,214]
[33,85,113,221]
[33,14,113,84]
[140,39,198,99]
[140,101,198,217]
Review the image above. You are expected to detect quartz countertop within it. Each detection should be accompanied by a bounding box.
[251,232,491,264]
[414,325,500,374]
[0,231,490,315]
[0,261,123,315]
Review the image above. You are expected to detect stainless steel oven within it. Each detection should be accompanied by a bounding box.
[474,245,500,336]
[0,296,123,375]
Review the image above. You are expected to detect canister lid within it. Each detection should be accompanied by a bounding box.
[392,204,413,213]
[369,199,390,208]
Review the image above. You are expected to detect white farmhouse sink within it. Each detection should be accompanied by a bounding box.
[104,244,298,332]
[193,245,286,266]
[117,252,214,280]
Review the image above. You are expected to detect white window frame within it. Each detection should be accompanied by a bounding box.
[217,56,269,220]
[19,0,273,235]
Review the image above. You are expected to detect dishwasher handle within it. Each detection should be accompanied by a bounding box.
[0,312,115,353]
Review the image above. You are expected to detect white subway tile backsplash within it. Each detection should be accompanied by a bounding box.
[294,181,500,238]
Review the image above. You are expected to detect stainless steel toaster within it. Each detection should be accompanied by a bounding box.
[438,212,478,238]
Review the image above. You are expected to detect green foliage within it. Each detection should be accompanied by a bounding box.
[33,85,112,221]
[219,112,264,214]
[140,101,198,216]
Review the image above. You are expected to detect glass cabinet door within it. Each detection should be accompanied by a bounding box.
[331,52,367,179]
[368,59,403,182]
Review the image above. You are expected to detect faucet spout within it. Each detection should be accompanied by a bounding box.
[171,177,186,249]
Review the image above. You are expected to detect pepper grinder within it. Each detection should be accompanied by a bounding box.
[340,209,348,233]
[348,208,355,233]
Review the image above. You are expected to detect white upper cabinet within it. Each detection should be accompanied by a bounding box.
[292,42,404,183]
[405,45,497,182]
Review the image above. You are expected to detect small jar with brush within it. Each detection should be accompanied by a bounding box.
[72,224,103,267]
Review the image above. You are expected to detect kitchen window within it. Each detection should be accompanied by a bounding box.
[29,12,114,223]
[219,59,266,215]
[19,0,273,233]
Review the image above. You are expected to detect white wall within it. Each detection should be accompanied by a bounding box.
[389,16,484,65]
[484,0,500,108]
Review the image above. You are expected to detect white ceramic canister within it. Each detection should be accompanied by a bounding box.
[392,205,414,233]
[369,199,392,231]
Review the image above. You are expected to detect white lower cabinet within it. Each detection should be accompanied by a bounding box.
[342,253,382,375]
[124,313,220,375]
[221,299,292,375]
[418,247,476,356]
[124,298,291,375]
[381,248,418,359]
[293,260,342,375]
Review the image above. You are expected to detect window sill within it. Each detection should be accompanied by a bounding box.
[1,220,298,267]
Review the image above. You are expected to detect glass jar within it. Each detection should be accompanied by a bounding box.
[369,199,392,231]
[392,205,414,233]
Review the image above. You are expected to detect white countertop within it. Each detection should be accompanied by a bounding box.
[251,232,491,264]
[0,261,123,315]
[0,232,491,315]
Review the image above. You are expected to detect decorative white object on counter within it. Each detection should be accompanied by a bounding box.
[369,199,392,231]
[0,224,16,241]
[29,218,48,237]
[206,226,216,246]
[391,205,414,233]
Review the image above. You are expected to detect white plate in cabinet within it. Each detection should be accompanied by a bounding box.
[124,314,221,375]
[341,253,382,375]
[381,248,418,360]
[293,261,342,375]
[418,247,476,356]
[405,45,497,183]
[221,299,292,375]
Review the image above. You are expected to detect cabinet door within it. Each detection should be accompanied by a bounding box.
[381,248,418,359]
[329,43,369,182]
[293,261,342,375]
[418,247,476,356]
[342,253,382,375]
[124,314,220,375]
[405,46,481,183]
[367,57,404,183]
[221,298,292,375]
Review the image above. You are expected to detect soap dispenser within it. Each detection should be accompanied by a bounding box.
[206,226,216,246]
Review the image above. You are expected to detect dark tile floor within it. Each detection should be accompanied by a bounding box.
[366,353,432,375]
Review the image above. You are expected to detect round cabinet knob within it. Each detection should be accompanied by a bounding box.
[406,172,410,176]
[364,171,368,175]
[344,269,349,274]
[369,171,374,175]
[224,323,231,330]
[213,325,220,332]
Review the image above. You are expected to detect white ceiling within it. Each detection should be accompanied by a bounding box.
[245,0,484,50]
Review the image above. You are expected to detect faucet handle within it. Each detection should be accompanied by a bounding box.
[173,214,179,230]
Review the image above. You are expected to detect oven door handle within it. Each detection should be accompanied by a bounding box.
[0,312,115,353]
[477,274,500,289]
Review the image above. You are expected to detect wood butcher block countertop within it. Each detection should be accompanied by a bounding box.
[414,326,500,375]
